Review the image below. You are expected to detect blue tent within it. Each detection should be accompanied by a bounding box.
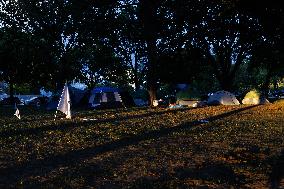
[91,87,121,93]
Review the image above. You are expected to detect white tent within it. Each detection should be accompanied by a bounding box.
[207,90,240,105]
[56,84,71,119]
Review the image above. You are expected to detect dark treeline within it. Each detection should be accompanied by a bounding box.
[0,0,283,105]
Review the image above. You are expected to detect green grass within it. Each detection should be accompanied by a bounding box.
[0,104,283,188]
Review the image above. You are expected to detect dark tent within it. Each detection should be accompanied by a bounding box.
[88,87,134,109]
[69,87,87,107]
[46,86,87,110]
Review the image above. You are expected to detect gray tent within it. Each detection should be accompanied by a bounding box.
[207,91,240,105]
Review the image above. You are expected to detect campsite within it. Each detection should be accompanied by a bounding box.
[1,0,284,188]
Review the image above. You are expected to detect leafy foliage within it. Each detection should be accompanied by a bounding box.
[176,87,201,100]
[0,0,283,103]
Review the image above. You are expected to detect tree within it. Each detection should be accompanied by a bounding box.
[78,43,129,88]
[0,27,34,99]
[0,0,82,95]
[115,1,147,91]
[157,47,204,84]
[136,0,162,105]
[67,0,131,89]
[193,1,261,91]
[0,1,31,100]
[237,0,284,96]
[19,0,83,89]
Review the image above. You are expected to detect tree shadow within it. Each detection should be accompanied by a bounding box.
[174,163,246,186]
[0,107,192,139]
[269,150,284,189]
[0,105,258,187]
[126,163,246,188]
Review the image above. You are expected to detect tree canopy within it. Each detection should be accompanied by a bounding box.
[0,0,283,104]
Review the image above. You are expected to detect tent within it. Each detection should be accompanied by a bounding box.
[88,87,134,109]
[69,87,87,107]
[46,86,87,110]
[207,90,240,105]
[242,90,270,105]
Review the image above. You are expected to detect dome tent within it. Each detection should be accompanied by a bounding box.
[242,89,270,105]
[207,90,240,105]
[88,86,134,109]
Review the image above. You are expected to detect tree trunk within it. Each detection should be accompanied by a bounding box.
[147,66,158,106]
[133,52,141,91]
[262,70,272,98]
[9,80,15,104]
[146,40,158,106]
[148,84,157,106]
[134,75,140,92]
[273,79,278,90]
[140,0,159,106]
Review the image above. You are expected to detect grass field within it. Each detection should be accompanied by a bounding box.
[0,103,283,188]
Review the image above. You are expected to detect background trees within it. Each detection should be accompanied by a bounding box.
[238,0,284,96]
[0,27,33,98]
[0,0,283,104]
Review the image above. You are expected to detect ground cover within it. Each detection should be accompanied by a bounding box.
[0,103,283,188]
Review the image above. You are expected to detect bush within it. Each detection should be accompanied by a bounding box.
[176,87,201,100]
[0,97,22,105]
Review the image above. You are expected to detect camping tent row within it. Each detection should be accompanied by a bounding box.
[48,86,269,112]
[207,90,269,105]
[88,89,268,107]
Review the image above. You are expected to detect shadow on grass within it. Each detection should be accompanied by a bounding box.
[75,106,151,116]
[0,105,259,187]
[129,163,246,189]
[269,150,284,189]
[0,107,192,138]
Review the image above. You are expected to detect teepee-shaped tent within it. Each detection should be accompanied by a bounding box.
[56,84,71,119]
[208,90,240,105]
